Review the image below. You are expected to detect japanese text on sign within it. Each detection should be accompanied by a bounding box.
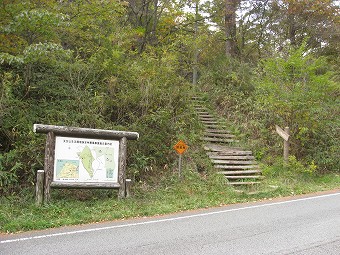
[173,140,188,154]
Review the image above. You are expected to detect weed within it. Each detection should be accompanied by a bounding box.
[1,169,339,234]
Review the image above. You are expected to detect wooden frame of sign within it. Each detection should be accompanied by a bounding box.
[33,124,139,203]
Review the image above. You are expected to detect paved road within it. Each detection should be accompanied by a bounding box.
[1,191,340,255]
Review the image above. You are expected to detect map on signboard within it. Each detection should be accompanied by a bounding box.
[54,136,119,182]
[56,159,79,179]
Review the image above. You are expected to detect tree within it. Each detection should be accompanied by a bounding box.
[259,0,339,53]
[255,43,339,159]
[224,0,240,56]
[127,0,165,53]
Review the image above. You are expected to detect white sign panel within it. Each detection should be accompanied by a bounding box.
[54,136,119,183]
[275,125,290,141]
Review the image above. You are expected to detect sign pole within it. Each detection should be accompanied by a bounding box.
[178,154,182,179]
[173,140,188,179]
[275,125,290,164]
[283,127,290,163]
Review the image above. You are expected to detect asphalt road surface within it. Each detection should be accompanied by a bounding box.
[1,191,340,255]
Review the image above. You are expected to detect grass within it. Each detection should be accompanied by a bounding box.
[0,168,339,234]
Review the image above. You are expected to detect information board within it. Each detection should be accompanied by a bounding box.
[54,136,119,183]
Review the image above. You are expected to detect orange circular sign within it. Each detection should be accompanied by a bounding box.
[173,140,188,154]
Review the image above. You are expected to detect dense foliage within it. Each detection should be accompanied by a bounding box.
[1,0,339,194]
[0,0,200,193]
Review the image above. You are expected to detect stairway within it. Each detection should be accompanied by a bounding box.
[192,96,263,186]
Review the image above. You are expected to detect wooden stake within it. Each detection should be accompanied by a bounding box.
[275,125,290,164]
[125,179,132,198]
[35,170,44,206]
[284,127,290,163]
[34,124,139,140]
[44,132,55,203]
[118,137,127,198]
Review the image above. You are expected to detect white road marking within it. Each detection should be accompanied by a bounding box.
[1,192,339,244]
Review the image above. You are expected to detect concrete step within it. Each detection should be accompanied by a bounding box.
[228,181,261,185]
[203,124,228,129]
[215,165,259,169]
[205,145,252,154]
[205,133,236,138]
[200,118,216,122]
[209,155,255,160]
[199,116,215,120]
[212,159,257,165]
[218,170,262,175]
[204,129,232,134]
[201,121,220,124]
[193,94,263,187]
[202,137,239,143]
[225,175,264,179]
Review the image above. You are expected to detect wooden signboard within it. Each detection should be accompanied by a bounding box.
[275,125,290,163]
[53,136,120,183]
[34,124,139,204]
[275,125,290,141]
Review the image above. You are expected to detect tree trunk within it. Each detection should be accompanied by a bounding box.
[192,1,199,85]
[288,2,296,47]
[225,0,239,56]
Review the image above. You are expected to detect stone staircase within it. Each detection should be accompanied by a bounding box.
[192,96,263,186]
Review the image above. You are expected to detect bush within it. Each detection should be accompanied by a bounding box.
[254,44,339,172]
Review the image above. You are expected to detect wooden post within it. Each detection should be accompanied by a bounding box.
[44,132,55,203]
[275,125,290,164]
[192,1,199,85]
[35,170,44,206]
[118,137,127,198]
[283,127,290,163]
[34,124,139,140]
[125,179,132,198]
